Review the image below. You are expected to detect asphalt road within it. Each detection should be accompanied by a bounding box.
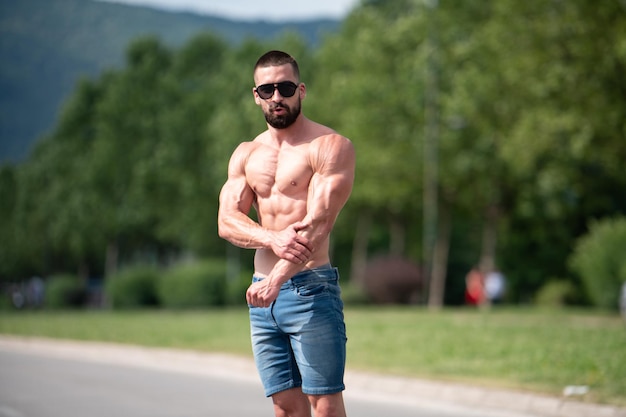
[0,347,542,417]
[1,349,267,417]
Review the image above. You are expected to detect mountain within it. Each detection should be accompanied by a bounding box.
[0,0,340,163]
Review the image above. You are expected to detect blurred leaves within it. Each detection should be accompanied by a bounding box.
[1,0,625,306]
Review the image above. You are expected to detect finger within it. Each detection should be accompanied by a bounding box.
[292,221,309,232]
[289,249,308,263]
[298,242,312,256]
[290,239,311,254]
[247,285,260,306]
[289,245,305,257]
[293,234,311,247]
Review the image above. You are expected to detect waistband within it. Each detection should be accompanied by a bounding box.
[253,264,338,285]
[290,264,337,284]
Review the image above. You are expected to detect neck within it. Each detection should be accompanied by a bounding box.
[268,115,308,144]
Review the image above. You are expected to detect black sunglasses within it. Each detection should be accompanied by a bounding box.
[255,81,299,99]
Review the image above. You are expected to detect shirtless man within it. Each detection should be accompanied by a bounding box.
[218,51,355,417]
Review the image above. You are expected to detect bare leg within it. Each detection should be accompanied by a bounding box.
[272,387,312,417]
[308,392,347,417]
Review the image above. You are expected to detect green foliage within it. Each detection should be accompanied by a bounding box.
[3,0,626,308]
[339,283,371,306]
[569,217,626,310]
[105,265,160,309]
[158,260,227,309]
[534,280,580,308]
[0,166,21,279]
[225,269,254,306]
[45,274,87,309]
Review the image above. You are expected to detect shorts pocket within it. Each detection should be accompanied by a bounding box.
[295,281,330,299]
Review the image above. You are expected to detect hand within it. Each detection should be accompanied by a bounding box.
[246,279,281,308]
[269,222,312,263]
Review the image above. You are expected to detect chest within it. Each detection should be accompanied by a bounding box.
[246,146,314,198]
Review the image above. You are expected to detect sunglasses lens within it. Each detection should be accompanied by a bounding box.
[256,82,298,99]
[257,85,275,99]
[277,82,297,97]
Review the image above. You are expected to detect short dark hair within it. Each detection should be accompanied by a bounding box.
[254,50,300,81]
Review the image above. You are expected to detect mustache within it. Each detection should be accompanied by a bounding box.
[269,103,288,111]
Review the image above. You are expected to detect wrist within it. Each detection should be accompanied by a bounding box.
[266,271,289,288]
[254,227,274,250]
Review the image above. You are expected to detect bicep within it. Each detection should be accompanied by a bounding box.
[219,145,255,217]
[219,176,254,216]
[307,171,353,220]
[306,139,355,226]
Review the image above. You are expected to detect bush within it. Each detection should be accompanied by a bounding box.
[158,259,227,309]
[534,280,579,307]
[568,217,626,310]
[225,269,253,306]
[340,282,372,305]
[362,256,423,304]
[105,265,160,309]
[46,274,87,309]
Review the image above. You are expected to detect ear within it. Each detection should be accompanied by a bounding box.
[299,83,306,100]
[253,87,262,106]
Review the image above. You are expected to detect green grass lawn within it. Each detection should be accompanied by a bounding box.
[1,306,624,406]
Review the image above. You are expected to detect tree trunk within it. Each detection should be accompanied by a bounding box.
[479,203,499,274]
[105,240,119,279]
[428,202,451,309]
[350,210,371,288]
[78,260,89,283]
[389,217,405,256]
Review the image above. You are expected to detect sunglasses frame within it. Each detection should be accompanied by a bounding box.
[255,81,299,100]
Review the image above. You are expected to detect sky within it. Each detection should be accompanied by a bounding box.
[98,0,361,22]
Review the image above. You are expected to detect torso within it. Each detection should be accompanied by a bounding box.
[244,126,335,276]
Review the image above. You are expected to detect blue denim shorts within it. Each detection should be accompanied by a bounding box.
[249,265,347,397]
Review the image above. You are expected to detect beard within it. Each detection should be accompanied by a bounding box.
[264,99,301,129]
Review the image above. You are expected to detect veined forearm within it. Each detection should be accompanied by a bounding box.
[218,212,271,249]
[265,217,332,285]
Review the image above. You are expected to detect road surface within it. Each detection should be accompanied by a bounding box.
[0,337,603,417]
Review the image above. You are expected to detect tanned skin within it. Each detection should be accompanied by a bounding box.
[218,61,355,417]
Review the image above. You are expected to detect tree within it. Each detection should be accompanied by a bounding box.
[482,0,626,299]
[310,4,427,287]
[87,36,174,276]
[0,165,20,279]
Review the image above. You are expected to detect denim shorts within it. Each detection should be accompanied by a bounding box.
[249,265,347,397]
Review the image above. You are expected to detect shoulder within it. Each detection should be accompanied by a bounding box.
[304,120,352,150]
[228,140,260,174]
[230,134,268,161]
[309,131,355,174]
[233,137,264,154]
[311,131,354,159]
[318,132,353,150]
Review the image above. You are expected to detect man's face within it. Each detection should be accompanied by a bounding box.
[253,64,304,129]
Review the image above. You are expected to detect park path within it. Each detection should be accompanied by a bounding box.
[0,336,623,417]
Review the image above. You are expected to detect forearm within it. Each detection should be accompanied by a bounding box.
[265,215,332,285]
[218,210,272,249]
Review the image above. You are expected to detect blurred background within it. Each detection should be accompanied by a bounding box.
[1,0,625,313]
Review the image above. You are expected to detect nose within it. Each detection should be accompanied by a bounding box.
[270,86,283,101]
